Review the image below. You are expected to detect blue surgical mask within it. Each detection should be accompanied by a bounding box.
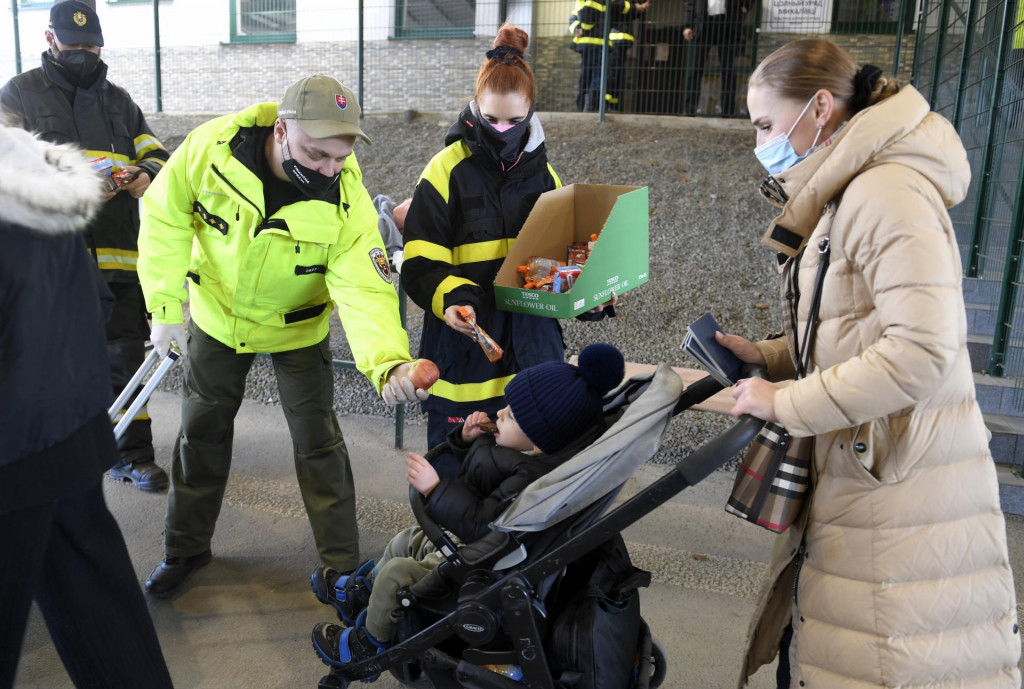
[754,96,822,177]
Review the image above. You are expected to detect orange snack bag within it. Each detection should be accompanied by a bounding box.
[458,306,504,362]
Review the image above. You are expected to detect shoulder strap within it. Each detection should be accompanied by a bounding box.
[792,235,831,379]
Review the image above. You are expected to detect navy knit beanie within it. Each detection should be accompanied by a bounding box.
[504,343,625,454]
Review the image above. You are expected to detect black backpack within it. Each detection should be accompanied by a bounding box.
[546,535,653,689]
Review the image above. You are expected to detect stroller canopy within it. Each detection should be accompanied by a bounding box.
[491,364,683,533]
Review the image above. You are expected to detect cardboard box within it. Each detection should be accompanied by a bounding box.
[494,184,649,318]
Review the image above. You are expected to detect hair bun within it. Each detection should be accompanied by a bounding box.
[494,23,529,54]
[577,343,625,395]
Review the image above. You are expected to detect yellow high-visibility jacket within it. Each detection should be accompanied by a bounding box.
[138,102,411,391]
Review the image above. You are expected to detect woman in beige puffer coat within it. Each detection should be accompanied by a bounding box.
[719,39,1022,688]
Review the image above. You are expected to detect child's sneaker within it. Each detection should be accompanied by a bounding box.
[312,610,389,676]
[311,559,374,624]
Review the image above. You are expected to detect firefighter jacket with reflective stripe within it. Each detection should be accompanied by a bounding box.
[400,103,565,411]
[570,0,635,47]
[0,53,169,283]
[137,102,412,391]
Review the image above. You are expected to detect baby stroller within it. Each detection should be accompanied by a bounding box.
[316,363,766,689]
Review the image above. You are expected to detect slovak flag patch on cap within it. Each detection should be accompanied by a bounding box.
[336,94,347,110]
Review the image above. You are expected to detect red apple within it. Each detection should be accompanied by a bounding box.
[407,358,439,390]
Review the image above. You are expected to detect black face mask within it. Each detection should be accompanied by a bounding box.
[280,131,340,199]
[478,109,533,166]
[51,47,103,87]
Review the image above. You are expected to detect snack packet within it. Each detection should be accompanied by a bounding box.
[517,256,565,289]
[553,265,581,293]
[90,156,119,192]
[458,306,504,362]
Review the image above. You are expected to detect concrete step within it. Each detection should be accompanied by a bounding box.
[966,300,998,337]
[989,413,1024,468]
[962,276,1003,302]
[968,332,993,372]
[975,372,1024,416]
[986,414,1024,516]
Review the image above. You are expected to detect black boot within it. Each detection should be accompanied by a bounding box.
[312,610,388,675]
[109,459,169,492]
[144,550,212,599]
[311,559,375,624]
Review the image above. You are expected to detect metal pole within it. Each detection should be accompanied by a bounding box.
[395,279,407,449]
[892,0,910,79]
[113,352,180,443]
[928,0,952,108]
[357,0,365,114]
[952,0,978,128]
[911,0,929,88]
[598,0,612,122]
[984,0,1020,373]
[153,0,162,112]
[967,0,1014,279]
[11,0,21,75]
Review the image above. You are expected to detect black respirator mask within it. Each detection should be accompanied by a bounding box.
[478,108,533,165]
[280,129,340,199]
[51,46,103,87]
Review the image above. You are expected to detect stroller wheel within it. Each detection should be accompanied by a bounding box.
[649,637,668,689]
[317,673,350,689]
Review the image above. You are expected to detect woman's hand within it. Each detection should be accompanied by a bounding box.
[587,290,619,315]
[462,411,492,443]
[729,377,779,421]
[444,304,477,338]
[406,452,441,496]
[715,331,768,367]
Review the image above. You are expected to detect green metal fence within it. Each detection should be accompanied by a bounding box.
[4,0,918,118]
[914,0,1024,398]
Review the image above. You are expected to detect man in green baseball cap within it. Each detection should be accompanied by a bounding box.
[278,74,372,145]
[136,74,429,599]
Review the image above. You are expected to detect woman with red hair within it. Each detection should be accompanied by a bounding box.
[401,24,611,450]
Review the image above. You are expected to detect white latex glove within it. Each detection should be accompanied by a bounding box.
[382,362,430,406]
[151,323,187,358]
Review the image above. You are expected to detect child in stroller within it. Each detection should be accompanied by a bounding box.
[307,345,763,689]
[309,342,626,675]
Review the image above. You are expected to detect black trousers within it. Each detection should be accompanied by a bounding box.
[0,482,173,689]
[105,282,154,463]
[685,16,742,115]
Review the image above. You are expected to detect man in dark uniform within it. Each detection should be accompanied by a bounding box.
[571,0,649,112]
[0,0,171,492]
[682,0,751,115]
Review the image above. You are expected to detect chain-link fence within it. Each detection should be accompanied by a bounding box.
[3,0,915,117]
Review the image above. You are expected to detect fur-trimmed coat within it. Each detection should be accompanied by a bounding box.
[0,125,119,514]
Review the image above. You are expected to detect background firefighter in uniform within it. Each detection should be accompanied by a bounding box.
[401,25,614,452]
[0,0,170,492]
[570,0,650,111]
[136,74,428,600]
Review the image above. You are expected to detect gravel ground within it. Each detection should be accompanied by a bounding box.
[146,111,780,464]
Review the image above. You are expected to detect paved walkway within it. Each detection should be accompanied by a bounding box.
[13,391,1024,688]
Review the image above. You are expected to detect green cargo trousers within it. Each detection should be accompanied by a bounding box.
[164,319,359,571]
[365,525,447,642]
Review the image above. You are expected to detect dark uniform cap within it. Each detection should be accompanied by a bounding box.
[278,74,371,145]
[49,1,104,48]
